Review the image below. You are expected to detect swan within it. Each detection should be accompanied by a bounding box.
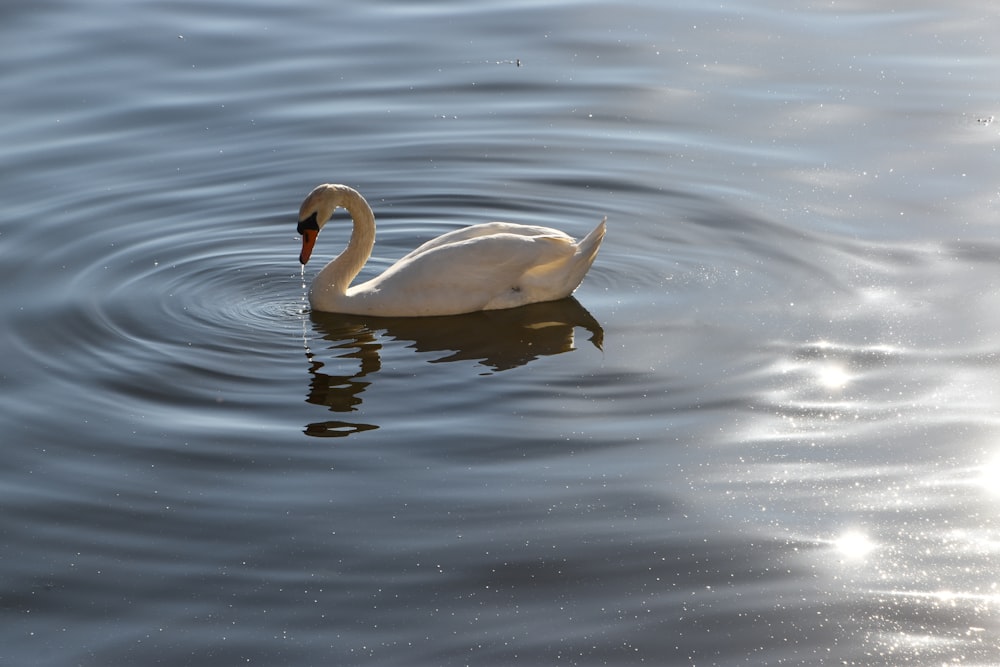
[296,184,606,317]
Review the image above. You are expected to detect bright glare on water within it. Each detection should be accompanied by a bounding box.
[833,529,877,560]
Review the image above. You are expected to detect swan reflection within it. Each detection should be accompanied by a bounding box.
[301,297,603,437]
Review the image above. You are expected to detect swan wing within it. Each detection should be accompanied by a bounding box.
[398,222,575,263]
[349,231,580,316]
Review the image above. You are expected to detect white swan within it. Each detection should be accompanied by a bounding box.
[297,184,606,317]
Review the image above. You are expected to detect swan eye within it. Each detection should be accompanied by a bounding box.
[297,212,319,235]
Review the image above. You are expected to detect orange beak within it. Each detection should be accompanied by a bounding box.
[299,229,317,265]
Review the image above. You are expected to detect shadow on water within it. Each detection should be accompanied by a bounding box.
[300,298,603,437]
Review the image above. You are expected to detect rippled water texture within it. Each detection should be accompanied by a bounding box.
[3,0,1000,665]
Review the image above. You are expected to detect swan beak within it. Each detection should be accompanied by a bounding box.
[299,229,317,265]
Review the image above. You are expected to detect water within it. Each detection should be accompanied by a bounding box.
[2,0,999,664]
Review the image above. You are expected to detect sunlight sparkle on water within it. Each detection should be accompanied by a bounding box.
[978,453,1000,499]
[834,530,876,560]
[816,362,851,390]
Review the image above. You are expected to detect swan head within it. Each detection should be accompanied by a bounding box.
[297,212,320,265]
[296,184,340,264]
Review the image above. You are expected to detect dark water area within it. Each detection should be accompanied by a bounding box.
[3,1,1000,664]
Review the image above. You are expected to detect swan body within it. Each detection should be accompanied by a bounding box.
[296,184,606,317]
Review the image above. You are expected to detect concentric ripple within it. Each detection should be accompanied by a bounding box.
[9,212,310,414]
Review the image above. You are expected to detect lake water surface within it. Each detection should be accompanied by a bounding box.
[3,1,1000,665]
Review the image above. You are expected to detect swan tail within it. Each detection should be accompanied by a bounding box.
[522,217,606,301]
[577,217,606,264]
[565,217,606,288]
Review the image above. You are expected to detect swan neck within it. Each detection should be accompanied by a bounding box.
[317,187,376,295]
